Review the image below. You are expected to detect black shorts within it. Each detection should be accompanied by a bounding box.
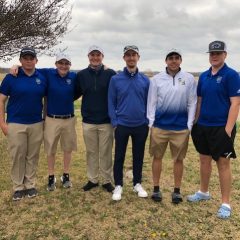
[191,124,236,161]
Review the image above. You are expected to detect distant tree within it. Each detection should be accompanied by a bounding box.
[0,0,72,60]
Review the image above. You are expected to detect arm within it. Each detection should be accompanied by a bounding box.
[108,77,118,127]
[187,78,197,130]
[194,97,202,123]
[0,93,8,135]
[225,96,240,136]
[147,78,157,127]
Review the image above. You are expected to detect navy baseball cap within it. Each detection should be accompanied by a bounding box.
[207,41,227,53]
[20,47,37,57]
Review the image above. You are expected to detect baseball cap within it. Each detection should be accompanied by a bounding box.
[56,53,71,63]
[88,45,104,55]
[165,48,182,59]
[123,45,139,54]
[20,47,36,58]
[207,40,227,53]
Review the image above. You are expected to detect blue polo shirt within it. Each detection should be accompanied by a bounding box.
[197,63,240,126]
[39,69,76,115]
[0,68,47,124]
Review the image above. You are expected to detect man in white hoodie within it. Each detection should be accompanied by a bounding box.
[147,49,197,204]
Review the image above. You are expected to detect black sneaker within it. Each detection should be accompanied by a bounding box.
[102,183,114,192]
[172,192,183,204]
[151,191,162,202]
[26,188,38,198]
[82,181,99,191]
[47,176,56,191]
[61,174,72,188]
[12,190,25,201]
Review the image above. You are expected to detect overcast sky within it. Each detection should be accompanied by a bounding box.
[1,0,240,72]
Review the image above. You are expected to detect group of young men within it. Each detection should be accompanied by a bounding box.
[0,40,239,219]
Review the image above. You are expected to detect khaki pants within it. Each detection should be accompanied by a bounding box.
[82,123,113,184]
[7,122,43,191]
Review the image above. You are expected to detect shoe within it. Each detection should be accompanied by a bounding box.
[12,190,25,201]
[47,177,56,191]
[151,191,162,202]
[133,183,148,198]
[187,191,211,202]
[102,183,114,192]
[26,188,38,198]
[172,192,183,204]
[217,205,231,219]
[112,185,123,201]
[61,174,72,188]
[82,181,99,191]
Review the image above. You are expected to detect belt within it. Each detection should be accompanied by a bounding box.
[47,114,74,119]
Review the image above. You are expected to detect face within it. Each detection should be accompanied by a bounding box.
[123,50,140,69]
[20,55,38,71]
[55,59,71,76]
[209,51,227,68]
[165,54,182,72]
[88,51,104,67]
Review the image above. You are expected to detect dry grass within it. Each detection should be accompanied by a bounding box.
[0,114,240,240]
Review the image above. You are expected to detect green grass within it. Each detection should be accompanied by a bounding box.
[0,118,240,240]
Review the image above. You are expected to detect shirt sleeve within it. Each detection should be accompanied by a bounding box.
[226,70,240,97]
[108,76,118,127]
[187,76,197,130]
[0,74,12,96]
[147,77,158,127]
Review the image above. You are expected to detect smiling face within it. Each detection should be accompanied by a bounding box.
[55,59,71,77]
[88,50,104,67]
[165,54,182,73]
[209,51,227,69]
[123,50,140,69]
[19,55,38,72]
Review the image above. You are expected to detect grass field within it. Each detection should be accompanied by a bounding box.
[0,111,240,240]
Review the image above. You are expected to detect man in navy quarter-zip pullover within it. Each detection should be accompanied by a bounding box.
[75,46,116,193]
[108,45,149,201]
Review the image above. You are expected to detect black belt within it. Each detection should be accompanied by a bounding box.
[47,114,74,119]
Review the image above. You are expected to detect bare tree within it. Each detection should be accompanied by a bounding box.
[0,0,72,60]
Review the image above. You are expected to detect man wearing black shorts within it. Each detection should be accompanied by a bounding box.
[187,41,240,219]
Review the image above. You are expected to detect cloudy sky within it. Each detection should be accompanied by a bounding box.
[1,0,240,72]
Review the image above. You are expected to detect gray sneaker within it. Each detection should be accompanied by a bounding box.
[47,177,56,191]
[172,192,183,204]
[61,174,72,188]
[151,191,162,202]
[26,188,38,198]
[12,190,25,201]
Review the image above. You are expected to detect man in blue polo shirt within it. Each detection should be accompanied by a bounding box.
[187,41,240,219]
[108,45,149,201]
[0,47,47,200]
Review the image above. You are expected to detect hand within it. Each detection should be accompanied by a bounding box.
[9,65,19,76]
[0,123,8,136]
[225,127,232,137]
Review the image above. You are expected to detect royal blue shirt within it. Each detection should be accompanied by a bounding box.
[0,68,47,124]
[197,63,240,126]
[40,69,76,115]
[108,67,149,127]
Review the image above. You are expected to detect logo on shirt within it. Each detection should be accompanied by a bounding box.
[66,79,72,85]
[216,76,222,84]
[178,78,185,85]
[237,89,240,94]
[35,78,41,84]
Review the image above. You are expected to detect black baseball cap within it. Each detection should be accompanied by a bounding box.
[20,47,37,57]
[207,41,227,53]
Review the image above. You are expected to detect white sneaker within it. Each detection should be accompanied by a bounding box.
[133,183,148,198]
[112,185,123,201]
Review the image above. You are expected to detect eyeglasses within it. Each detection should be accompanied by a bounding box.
[57,61,71,66]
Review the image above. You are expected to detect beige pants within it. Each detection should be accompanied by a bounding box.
[44,116,77,155]
[7,122,43,191]
[82,123,113,184]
